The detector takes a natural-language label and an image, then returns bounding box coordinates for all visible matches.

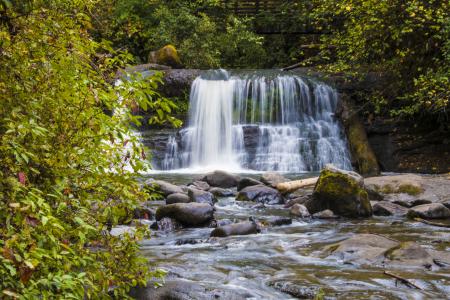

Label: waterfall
[160,70,352,172]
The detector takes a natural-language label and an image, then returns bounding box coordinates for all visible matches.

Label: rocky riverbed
[118,167,450,299]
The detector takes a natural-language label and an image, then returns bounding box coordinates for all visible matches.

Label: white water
[160,70,352,172]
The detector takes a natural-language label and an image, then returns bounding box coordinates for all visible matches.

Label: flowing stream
[158,70,351,172]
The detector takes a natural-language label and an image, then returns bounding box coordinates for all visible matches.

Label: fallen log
[383,271,422,290]
[276,177,318,193]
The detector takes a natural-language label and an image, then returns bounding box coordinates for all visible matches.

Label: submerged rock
[188,188,216,206]
[312,209,338,219]
[305,165,372,218]
[372,201,409,217]
[237,177,263,191]
[236,185,284,205]
[210,221,259,237]
[166,193,190,205]
[203,170,240,188]
[407,203,450,219]
[155,203,214,227]
[209,187,235,197]
[260,172,288,188]
[290,204,311,218]
[267,281,320,299]
[146,179,184,197]
[265,217,293,227]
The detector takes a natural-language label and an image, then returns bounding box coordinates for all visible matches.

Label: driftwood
[383,271,422,290]
[276,177,318,193]
[414,218,450,228]
[282,62,303,71]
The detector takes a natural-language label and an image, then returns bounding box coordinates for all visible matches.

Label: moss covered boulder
[305,165,372,217]
[148,45,182,68]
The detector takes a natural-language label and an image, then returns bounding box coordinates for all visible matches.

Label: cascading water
[160,70,352,172]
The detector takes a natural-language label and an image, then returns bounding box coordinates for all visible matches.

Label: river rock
[150,217,183,232]
[305,165,372,218]
[236,185,284,205]
[260,172,288,188]
[267,281,319,299]
[133,206,155,220]
[365,174,424,200]
[312,209,338,219]
[443,200,450,210]
[188,188,216,206]
[237,177,263,191]
[209,187,235,197]
[210,221,259,237]
[290,204,311,218]
[385,241,435,268]
[202,170,240,188]
[188,180,210,191]
[284,195,310,208]
[372,201,409,217]
[265,217,293,227]
[155,203,214,226]
[166,193,190,205]
[147,45,182,68]
[146,179,184,197]
[407,203,450,219]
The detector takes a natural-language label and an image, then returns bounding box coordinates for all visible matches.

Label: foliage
[0,0,177,298]
[91,0,267,68]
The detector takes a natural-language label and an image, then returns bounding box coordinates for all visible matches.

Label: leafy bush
[0,0,177,297]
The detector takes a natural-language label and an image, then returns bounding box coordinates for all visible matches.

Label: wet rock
[175,238,202,246]
[407,203,450,219]
[203,170,240,188]
[372,201,409,217]
[251,203,266,209]
[130,280,248,300]
[209,187,235,197]
[210,221,258,237]
[188,188,216,206]
[267,281,319,299]
[284,196,310,208]
[290,204,311,218]
[265,217,293,227]
[305,165,372,218]
[385,241,434,268]
[146,179,184,197]
[166,193,190,205]
[443,200,450,210]
[312,209,338,219]
[133,206,155,220]
[188,180,210,191]
[365,174,424,200]
[237,177,263,191]
[236,185,284,205]
[216,219,233,227]
[150,217,183,232]
[325,234,398,264]
[155,203,214,226]
[260,172,288,188]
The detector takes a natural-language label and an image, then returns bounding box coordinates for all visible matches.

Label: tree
[0,0,177,297]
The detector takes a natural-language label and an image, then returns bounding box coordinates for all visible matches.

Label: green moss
[397,184,423,195]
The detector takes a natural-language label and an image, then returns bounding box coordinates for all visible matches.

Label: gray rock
[155,203,214,226]
[313,209,339,219]
[443,200,450,210]
[284,196,310,208]
[202,170,240,188]
[166,193,190,205]
[146,179,184,197]
[386,241,434,268]
[188,180,210,191]
[150,217,183,232]
[267,281,320,299]
[216,219,234,227]
[290,204,311,218]
[236,185,284,205]
[364,174,424,200]
[237,177,263,191]
[372,201,409,217]
[306,165,372,218]
[265,217,293,227]
[407,203,450,219]
[210,221,258,237]
[209,187,235,197]
[188,188,216,206]
[260,172,288,187]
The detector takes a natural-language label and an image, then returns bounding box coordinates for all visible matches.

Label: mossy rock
[148,45,182,68]
[306,165,372,217]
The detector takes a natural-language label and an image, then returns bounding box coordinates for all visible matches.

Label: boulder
[407,203,450,219]
[203,170,240,188]
[147,45,182,68]
[188,188,216,206]
[385,242,435,268]
[290,204,311,218]
[306,165,372,218]
[260,172,288,188]
[210,221,258,237]
[365,174,424,200]
[312,209,338,219]
[209,187,235,197]
[166,193,190,205]
[372,201,409,217]
[146,179,184,197]
[155,203,214,226]
[237,177,263,191]
[236,185,284,205]
[188,180,210,191]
